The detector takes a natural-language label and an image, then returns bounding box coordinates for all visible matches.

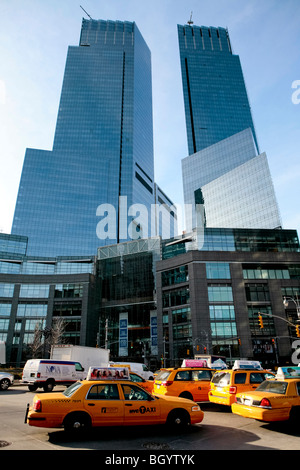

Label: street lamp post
[283,294,300,321]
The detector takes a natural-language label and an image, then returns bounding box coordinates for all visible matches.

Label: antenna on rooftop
[80,5,93,20]
[187,11,194,25]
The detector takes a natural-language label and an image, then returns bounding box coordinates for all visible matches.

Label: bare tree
[27,322,44,358]
[49,317,66,348]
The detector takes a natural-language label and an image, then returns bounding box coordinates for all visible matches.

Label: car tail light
[161,381,173,386]
[260,398,271,408]
[229,386,237,394]
[33,399,42,412]
[37,372,41,378]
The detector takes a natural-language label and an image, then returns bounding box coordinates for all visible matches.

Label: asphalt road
[0,384,300,451]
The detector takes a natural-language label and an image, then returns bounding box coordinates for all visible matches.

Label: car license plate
[156,384,160,389]
[244,399,251,406]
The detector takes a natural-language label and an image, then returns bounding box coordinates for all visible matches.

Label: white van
[109,362,154,380]
[22,359,86,392]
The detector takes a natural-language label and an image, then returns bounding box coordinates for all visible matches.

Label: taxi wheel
[64,412,92,434]
[179,391,193,401]
[166,409,190,430]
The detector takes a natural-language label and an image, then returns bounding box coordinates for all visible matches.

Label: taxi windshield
[256,380,288,395]
[63,381,83,397]
[155,370,172,381]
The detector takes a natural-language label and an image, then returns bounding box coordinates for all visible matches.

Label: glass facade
[11,20,173,257]
[179,25,281,231]
[162,228,300,259]
[177,25,259,155]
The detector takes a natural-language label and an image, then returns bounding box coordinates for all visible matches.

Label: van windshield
[63,382,82,397]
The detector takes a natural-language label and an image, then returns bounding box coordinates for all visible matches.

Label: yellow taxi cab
[129,372,154,394]
[25,367,204,433]
[232,366,300,423]
[153,359,213,402]
[208,360,275,406]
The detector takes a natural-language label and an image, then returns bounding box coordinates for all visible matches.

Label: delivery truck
[50,345,110,372]
[22,359,85,391]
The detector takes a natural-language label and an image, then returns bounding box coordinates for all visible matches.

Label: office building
[11,19,175,257]
[157,228,300,368]
[1,229,300,368]
[178,24,281,230]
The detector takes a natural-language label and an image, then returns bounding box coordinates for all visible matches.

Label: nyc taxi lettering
[129,406,156,414]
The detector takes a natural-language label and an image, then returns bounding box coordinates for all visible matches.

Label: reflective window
[19,285,49,298]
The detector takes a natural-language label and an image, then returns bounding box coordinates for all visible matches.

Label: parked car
[0,371,14,391]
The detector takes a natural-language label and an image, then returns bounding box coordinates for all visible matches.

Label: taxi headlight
[191,405,200,412]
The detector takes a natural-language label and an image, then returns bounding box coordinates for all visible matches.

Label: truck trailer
[50,345,110,372]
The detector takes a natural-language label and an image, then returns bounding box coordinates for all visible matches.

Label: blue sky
[0,0,299,237]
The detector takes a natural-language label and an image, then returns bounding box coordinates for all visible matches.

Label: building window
[19,284,50,298]
[0,283,14,297]
[248,306,275,336]
[245,284,270,302]
[206,263,230,279]
[173,323,192,340]
[162,288,190,308]
[162,266,189,287]
[0,303,12,316]
[211,322,237,338]
[208,284,233,302]
[172,307,191,324]
[17,304,48,317]
[209,305,235,320]
[54,284,83,298]
[53,303,82,317]
[0,319,9,331]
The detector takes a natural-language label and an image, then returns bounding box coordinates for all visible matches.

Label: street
[0,384,300,451]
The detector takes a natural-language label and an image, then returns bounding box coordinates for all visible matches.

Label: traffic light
[203,347,207,353]
[258,314,264,329]
[238,338,241,345]
[271,338,275,345]
[296,325,300,338]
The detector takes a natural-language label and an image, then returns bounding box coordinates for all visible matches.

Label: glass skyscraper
[12,19,175,257]
[178,24,281,230]
[178,25,259,155]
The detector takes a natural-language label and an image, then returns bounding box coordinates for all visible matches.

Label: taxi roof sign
[87,367,130,381]
[181,359,208,368]
[233,360,263,370]
[276,366,300,380]
[211,359,228,370]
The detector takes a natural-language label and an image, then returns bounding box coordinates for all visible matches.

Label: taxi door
[121,383,161,425]
[191,369,212,401]
[84,383,124,426]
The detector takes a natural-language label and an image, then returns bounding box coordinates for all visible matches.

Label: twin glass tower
[12,19,175,257]
[178,24,281,231]
[11,19,282,257]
